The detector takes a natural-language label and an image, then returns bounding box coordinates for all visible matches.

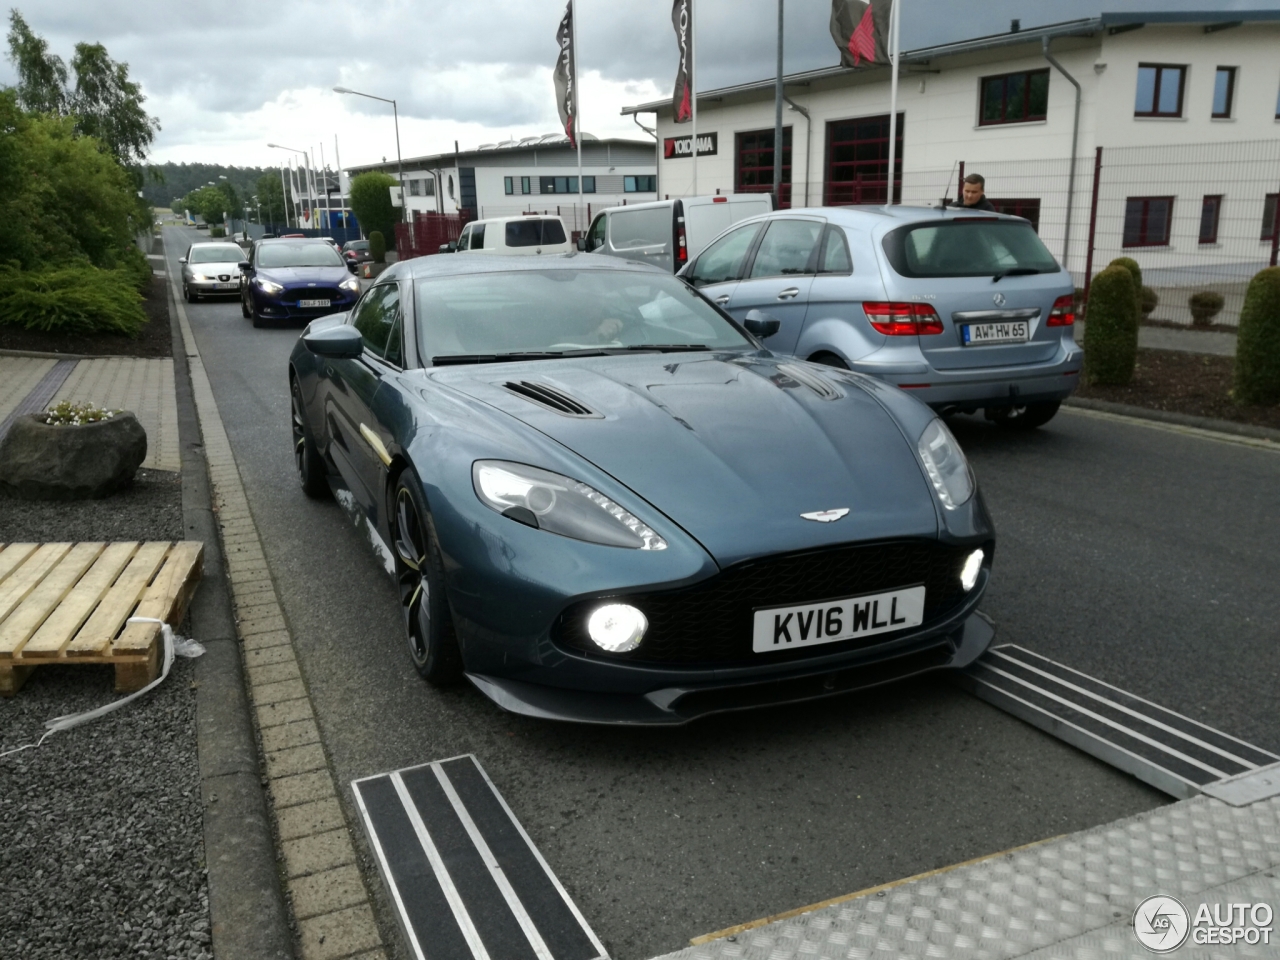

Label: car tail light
[1047,294,1075,326]
[675,217,688,264]
[862,302,944,336]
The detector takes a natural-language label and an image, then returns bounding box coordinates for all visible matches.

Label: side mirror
[576,237,587,252]
[439,241,457,253]
[238,260,250,271]
[743,309,781,339]
[302,324,363,359]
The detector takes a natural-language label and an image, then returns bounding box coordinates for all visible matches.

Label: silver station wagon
[680,206,1081,428]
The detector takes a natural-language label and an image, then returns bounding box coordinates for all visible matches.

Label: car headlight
[339,277,360,293]
[256,278,284,295]
[917,419,974,510]
[473,460,667,550]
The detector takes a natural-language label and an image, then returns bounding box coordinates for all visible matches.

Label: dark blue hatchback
[241,238,361,327]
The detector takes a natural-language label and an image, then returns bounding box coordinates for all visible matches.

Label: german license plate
[752,585,925,653]
[216,282,238,290]
[298,299,331,308]
[962,321,1028,345]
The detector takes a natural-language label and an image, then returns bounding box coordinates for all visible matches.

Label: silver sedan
[180,241,247,302]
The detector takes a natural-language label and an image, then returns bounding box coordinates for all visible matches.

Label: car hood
[426,352,939,566]
[257,266,349,285]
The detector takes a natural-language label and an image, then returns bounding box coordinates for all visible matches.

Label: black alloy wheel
[241,290,251,319]
[290,379,329,499]
[184,282,199,303]
[987,400,1061,430]
[392,474,464,685]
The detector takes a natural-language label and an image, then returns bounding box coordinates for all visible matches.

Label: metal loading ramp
[954,644,1279,800]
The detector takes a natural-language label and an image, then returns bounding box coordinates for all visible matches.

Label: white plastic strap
[0,617,204,759]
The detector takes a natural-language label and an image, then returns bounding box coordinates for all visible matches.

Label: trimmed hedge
[1139,285,1158,316]
[1188,291,1224,326]
[369,230,386,264]
[0,263,147,336]
[1108,257,1142,289]
[1234,266,1280,405]
[1083,265,1139,385]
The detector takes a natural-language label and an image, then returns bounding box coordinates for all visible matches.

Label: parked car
[179,241,249,302]
[239,238,361,328]
[287,254,995,724]
[680,206,1081,428]
[579,194,774,273]
[342,239,373,264]
[195,222,209,230]
[439,216,573,256]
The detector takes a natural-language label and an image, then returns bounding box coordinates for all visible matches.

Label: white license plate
[752,585,926,653]
[963,321,1029,345]
[298,299,331,308]
[216,282,238,290]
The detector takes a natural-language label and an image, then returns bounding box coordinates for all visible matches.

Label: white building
[347,135,659,237]
[624,11,1280,319]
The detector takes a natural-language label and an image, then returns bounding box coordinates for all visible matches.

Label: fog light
[587,603,647,653]
[960,549,984,591]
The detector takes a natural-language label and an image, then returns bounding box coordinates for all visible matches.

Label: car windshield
[344,241,369,251]
[881,220,1060,278]
[256,242,344,268]
[189,244,245,264]
[417,270,752,362]
[505,219,567,247]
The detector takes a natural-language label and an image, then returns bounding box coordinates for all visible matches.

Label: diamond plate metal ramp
[352,754,608,960]
[955,644,1279,800]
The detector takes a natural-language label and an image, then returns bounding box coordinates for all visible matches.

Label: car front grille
[555,539,977,666]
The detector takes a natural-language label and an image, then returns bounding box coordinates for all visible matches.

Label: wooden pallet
[0,541,204,696]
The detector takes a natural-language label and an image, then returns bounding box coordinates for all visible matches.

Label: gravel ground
[0,469,211,960]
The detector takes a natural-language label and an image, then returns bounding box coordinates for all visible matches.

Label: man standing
[960,173,995,211]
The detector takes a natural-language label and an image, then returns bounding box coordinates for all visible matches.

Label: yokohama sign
[664,132,717,158]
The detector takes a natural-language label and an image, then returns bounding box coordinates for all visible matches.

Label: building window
[538,176,596,194]
[979,69,1050,125]
[520,176,531,194]
[1199,195,1223,244]
[824,113,902,206]
[408,179,421,197]
[624,175,656,192]
[1135,64,1186,117]
[1213,67,1236,118]
[735,127,792,207]
[504,176,514,195]
[989,198,1042,232]
[1123,197,1174,247]
[1263,194,1279,242]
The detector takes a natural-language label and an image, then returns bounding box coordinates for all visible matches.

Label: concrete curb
[169,262,295,959]
[1064,396,1280,445]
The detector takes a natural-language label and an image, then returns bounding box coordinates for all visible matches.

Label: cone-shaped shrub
[1234,266,1280,405]
[1188,291,1224,326]
[1084,265,1139,385]
[1108,257,1142,289]
[368,231,386,264]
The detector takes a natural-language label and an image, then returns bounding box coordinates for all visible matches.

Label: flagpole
[691,0,697,196]
[885,0,901,206]
[772,0,783,206]
[571,0,583,235]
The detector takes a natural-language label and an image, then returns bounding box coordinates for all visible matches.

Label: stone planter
[0,412,148,500]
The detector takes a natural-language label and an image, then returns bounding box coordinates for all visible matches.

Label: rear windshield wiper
[991,267,1045,283]
[432,349,610,365]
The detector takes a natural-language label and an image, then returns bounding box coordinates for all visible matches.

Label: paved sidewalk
[1075,323,1236,357]
[0,354,179,471]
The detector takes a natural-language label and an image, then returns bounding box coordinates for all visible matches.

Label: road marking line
[688,833,1065,946]
[1062,404,1280,452]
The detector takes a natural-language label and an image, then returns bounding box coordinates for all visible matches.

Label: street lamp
[269,143,316,231]
[333,85,407,224]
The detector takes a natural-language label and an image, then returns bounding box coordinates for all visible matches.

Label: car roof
[783,205,1023,227]
[471,215,566,226]
[392,251,664,282]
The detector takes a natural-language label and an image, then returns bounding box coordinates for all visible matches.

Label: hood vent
[775,364,844,401]
[503,381,602,418]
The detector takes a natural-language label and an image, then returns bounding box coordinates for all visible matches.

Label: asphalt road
[164,227,1278,960]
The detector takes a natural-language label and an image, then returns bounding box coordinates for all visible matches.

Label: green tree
[256,172,292,225]
[5,8,66,113]
[184,185,229,227]
[1234,267,1280,405]
[1083,265,1140,385]
[349,171,398,242]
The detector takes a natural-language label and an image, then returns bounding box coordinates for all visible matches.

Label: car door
[584,214,607,252]
[605,207,676,272]
[324,283,400,511]
[682,221,765,310]
[723,217,825,355]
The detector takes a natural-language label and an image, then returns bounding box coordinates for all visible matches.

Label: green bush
[0,262,146,336]
[1139,285,1158,316]
[1234,267,1280,405]
[349,172,398,243]
[1188,291,1224,326]
[368,231,386,264]
[1108,257,1142,290]
[1083,264,1139,385]
[118,245,153,293]
[209,225,226,238]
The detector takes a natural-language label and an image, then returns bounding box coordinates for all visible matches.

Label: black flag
[829,0,891,69]
[553,2,577,146]
[671,0,693,123]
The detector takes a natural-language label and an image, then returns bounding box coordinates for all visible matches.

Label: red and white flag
[671,0,694,123]
[829,0,891,68]
[553,2,577,146]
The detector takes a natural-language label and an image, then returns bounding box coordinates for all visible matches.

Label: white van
[578,194,774,272]
[439,216,573,256]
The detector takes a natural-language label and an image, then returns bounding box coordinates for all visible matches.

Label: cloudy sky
[3,0,1272,169]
